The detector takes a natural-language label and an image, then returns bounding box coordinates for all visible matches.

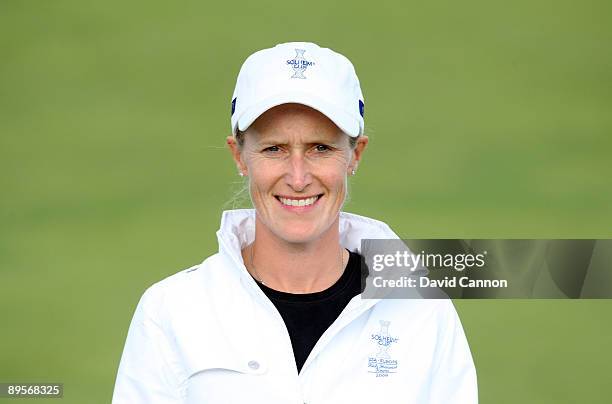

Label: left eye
[315,144,330,152]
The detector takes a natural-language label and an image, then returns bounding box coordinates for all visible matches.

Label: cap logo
[286,49,315,79]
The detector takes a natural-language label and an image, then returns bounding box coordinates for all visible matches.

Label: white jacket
[112,209,478,403]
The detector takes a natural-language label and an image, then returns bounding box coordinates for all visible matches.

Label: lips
[275,194,322,207]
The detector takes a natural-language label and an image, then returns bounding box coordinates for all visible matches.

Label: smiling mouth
[275,194,323,207]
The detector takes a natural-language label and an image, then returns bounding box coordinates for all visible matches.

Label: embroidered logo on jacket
[368,320,399,377]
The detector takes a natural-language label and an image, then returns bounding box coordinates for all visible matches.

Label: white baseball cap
[230,42,365,137]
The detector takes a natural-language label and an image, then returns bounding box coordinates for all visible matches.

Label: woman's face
[228,103,368,244]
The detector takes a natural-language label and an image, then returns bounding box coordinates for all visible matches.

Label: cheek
[245,158,276,192]
[319,169,348,194]
[319,152,351,182]
[248,172,274,195]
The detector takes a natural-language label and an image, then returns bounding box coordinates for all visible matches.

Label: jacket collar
[216,208,399,283]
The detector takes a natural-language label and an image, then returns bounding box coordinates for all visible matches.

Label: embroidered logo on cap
[287,49,315,79]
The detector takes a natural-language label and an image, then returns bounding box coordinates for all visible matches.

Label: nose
[285,152,312,192]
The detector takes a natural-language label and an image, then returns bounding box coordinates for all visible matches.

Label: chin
[274,222,324,244]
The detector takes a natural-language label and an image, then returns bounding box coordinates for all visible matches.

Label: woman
[112,42,477,403]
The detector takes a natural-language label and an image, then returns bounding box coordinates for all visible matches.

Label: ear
[348,135,369,174]
[226,135,247,176]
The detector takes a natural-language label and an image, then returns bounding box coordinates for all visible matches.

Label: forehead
[248,103,345,143]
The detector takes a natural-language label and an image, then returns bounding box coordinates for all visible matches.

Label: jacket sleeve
[428,300,478,404]
[112,285,182,403]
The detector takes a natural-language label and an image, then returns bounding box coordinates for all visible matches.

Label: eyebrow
[254,131,345,146]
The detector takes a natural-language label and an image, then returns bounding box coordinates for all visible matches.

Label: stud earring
[239,172,245,177]
[351,169,356,176]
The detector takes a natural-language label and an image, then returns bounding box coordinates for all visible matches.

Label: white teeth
[279,196,319,207]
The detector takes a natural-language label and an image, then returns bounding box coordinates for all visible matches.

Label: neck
[242,215,348,294]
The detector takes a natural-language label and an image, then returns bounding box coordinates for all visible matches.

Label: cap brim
[235,91,361,137]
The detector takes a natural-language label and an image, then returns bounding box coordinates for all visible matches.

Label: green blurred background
[1,0,611,402]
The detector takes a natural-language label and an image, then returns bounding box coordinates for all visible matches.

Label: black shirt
[254,250,363,373]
